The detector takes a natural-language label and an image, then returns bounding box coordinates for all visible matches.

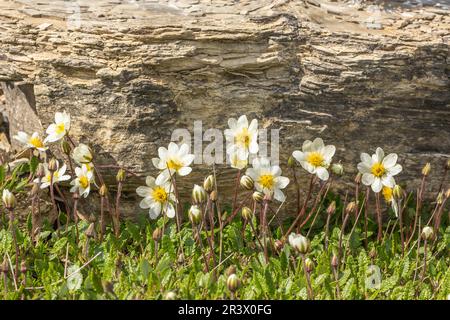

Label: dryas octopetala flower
[152,142,195,185]
[292,138,336,181]
[34,161,71,189]
[245,157,289,202]
[70,164,94,198]
[72,143,93,165]
[136,176,177,219]
[224,115,258,162]
[45,111,71,143]
[13,131,48,152]
[229,151,248,170]
[357,147,402,193]
[382,186,398,217]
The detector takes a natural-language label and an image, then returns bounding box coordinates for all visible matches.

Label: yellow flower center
[29,136,44,148]
[259,174,274,190]
[307,152,324,167]
[382,186,393,203]
[79,175,89,189]
[152,187,168,203]
[234,128,250,148]
[166,158,183,171]
[55,123,65,135]
[371,162,386,178]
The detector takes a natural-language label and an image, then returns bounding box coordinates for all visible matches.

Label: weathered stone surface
[0,0,449,218]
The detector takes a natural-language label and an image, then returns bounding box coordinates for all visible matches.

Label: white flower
[357,147,402,193]
[13,131,48,152]
[224,115,258,161]
[45,111,71,143]
[34,161,71,189]
[292,138,335,181]
[72,143,93,165]
[229,151,248,170]
[382,186,398,217]
[245,157,289,202]
[136,176,177,219]
[70,164,94,198]
[152,142,195,185]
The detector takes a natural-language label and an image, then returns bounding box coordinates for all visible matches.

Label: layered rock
[0,0,449,217]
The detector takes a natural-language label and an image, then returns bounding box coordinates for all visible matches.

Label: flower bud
[354,172,362,184]
[165,291,177,300]
[446,188,450,199]
[446,159,450,171]
[61,139,71,155]
[192,184,207,204]
[436,191,444,205]
[331,254,338,268]
[72,143,93,164]
[422,162,431,176]
[152,227,163,242]
[20,261,27,273]
[225,265,236,277]
[393,184,402,199]
[210,190,218,202]
[116,169,126,183]
[326,201,336,216]
[274,240,284,253]
[305,258,314,273]
[252,191,264,203]
[188,205,202,225]
[331,163,344,176]
[85,222,97,238]
[203,175,215,193]
[288,233,310,254]
[48,158,58,172]
[241,206,253,221]
[421,226,434,241]
[240,175,254,190]
[287,156,296,168]
[99,184,108,197]
[345,201,356,215]
[226,274,241,293]
[30,183,40,197]
[36,163,46,178]
[2,189,16,210]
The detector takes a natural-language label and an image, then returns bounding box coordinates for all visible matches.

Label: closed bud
[331,254,338,268]
[241,206,253,221]
[1,259,9,273]
[61,139,71,154]
[288,233,310,254]
[152,227,163,242]
[331,163,344,176]
[326,201,336,216]
[210,190,218,202]
[177,253,185,264]
[226,274,241,293]
[116,169,126,183]
[305,258,314,273]
[99,184,108,197]
[422,162,431,176]
[345,201,356,215]
[192,184,207,204]
[252,191,264,203]
[436,191,444,205]
[240,175,254,190]
[393,184,403,199]
[274,240,284,253]
[446,159,450,170]
[354,172,362,184]
[446,188,450,199]
[421,226,434,241]
[36,163,45,178]
[20,261,27,273]
[225,265,237,277]
[165,291,177,300]
[85,222,97,238]
[287,156,296,168]
[48,158,58,172]
[2,189,16,210]
[30,183,40,197]
[188,205,202,225]
[203,175,215,193]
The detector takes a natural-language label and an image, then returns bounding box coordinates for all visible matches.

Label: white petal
[248,119,258,132]
[149,203,161,219]
[145,176,156,187]
[388,164,402,176]
[300,161,315,174]
[168,142,178,155]
[237,115,248,128]
[302,140,313,152]
[165,203,176,218]
[273,188,286,202]
[178,166,192,176]
[382,153,398,169]
[362,173,375,186]
[155,171,170,185]
[249,141,259,154]
[360,152,373,165]
[374,147,384,163]
[158,147,168,161]
[357,162,372,174]
[178,143,190,157]
[311,138,324,151]
[316,167,329,181]
[292,150,305,162]
[139,198,152,209]
[322,145,336,162]
[182,154,195,166]
[371,178,383,193]
[152,158,163,170]
[228,118,237,130]
[136,186,151,197]
[275,176,290,189]
[381,175,395,188]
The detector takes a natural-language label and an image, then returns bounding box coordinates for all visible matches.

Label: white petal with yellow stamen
[136,176,177,219]
[224,115,259,162]
[45,111,71,143]
[13,131,48,152]
[292,138,335,181]
[34,161,71,189]
[152,142,195,185]
[70,164,94,198]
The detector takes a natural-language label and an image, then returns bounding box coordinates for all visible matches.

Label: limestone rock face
[0,0,449,217]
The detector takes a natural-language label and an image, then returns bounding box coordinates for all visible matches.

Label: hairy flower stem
[8,208,19,286]
[408,176,427,246]
[332,264,341,299]
[54,184,71,231]
[301,254,313,300]
[207,197,215,247]
[324,212,332,251]
[375,192,383,242]
[114,179,123,237]
[338,211,351,268]
[49,176,60,235]
[100,195,105,242]
[398,197,405,256]
[431,196,448,237]
[262,199,270,263]
[169,173,181,233]
[72,192,79,245]
[231,170,241,215]
[306,179,333,237]
[363,187,370,249]
[195,224,210,273]
[291,166,301,214]
[420,238,428,283]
